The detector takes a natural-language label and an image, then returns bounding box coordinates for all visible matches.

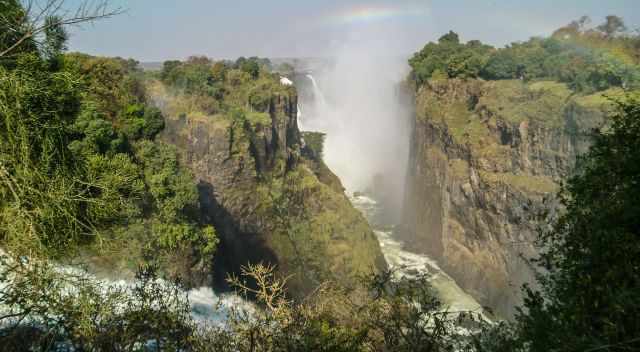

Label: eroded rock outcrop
[155,83,386,297]
[401,79,616,317]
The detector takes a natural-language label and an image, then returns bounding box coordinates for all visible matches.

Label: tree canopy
[410,16,640,93]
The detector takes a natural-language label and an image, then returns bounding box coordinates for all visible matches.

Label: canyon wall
[402,79,615,317]
[155,83,386,296]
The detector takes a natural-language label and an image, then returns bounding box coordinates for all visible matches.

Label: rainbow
[321,4,429,27]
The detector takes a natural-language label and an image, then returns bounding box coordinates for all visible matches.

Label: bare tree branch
[0,0,123,58]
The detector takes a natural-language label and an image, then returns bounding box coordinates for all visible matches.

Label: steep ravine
[296,73,487,319]
[401,78,615,318]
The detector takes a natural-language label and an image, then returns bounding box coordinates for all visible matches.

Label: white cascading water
[299,74,332,133]
[64,267,257,325]
[349,195,485,316]
[0,255,256,327]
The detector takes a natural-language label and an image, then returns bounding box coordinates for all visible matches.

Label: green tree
[439,30,460,44]
[597,15,627,38]
[0,54,93,255]
[409,31,492,84]
[161,59,182,83]
[482,48,519,79]
[238,57,260,79]
[0,0,37,65]
[42,15,69,60]
[514,94,640,351]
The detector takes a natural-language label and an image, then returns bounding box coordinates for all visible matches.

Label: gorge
[1,1,639,348]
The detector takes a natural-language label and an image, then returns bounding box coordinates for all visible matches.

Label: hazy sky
[66,0,640,62]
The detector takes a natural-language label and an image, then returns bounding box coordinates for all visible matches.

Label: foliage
[235,56,261,79]
[121,103,165,140]
[597,15,627,38]
[0,1,218,276]
[503,93,640,352]
[411,17,640,93]
[210,263,480,352]
[159,54,291,120]
[0,0,36,63]
[0,257,198,351]
[84,153,145,224]
[134,140,218,259]
[63,53,147,119]
[409,31,493,85]
[0,54,97,255]
[42,15,69,60]
[301,131,326,160]
[0,254,491,352]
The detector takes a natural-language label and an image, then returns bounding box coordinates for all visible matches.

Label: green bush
[121,104,165,140]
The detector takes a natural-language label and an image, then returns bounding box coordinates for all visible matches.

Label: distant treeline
[410,15,640,93]
[158,56,294,119]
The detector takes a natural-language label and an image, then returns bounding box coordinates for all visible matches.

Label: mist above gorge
[296,24,415,223]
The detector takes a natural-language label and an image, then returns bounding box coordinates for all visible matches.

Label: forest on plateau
[0,0,639,351]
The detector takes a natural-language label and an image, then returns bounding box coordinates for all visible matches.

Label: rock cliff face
[401,79,615,317]
[156,83,386,296]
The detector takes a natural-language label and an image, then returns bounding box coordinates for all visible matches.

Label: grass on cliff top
[479,170,558,195]
[246,111,271,126]
[420,96,511,164]
[479,80,572,129]
[572,87,625,109]
[416,79,615,169]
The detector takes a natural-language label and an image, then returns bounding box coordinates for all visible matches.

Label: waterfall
[305,74,328,111]
[298,74,332,133]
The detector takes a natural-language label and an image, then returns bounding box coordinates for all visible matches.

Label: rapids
[350,195,485,316]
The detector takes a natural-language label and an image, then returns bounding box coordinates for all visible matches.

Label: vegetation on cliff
[410,16,640,93]
[153,52,385,298]
[158,55,293,126]
[0,1,217,278]
[408,17,640,351]
[471,92,640,352]
[514,94,640,351]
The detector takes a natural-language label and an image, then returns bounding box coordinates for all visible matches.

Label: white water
[187,287,256,324]
[299,74,332,133]
[75,269,256,325]
[349,196,485,316]
[280,76,293,86]
[0,255,256,327]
